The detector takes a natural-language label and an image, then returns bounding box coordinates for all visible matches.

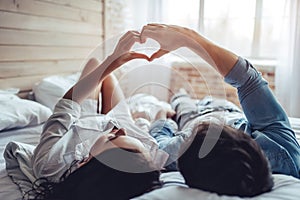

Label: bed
[0,74,300,200]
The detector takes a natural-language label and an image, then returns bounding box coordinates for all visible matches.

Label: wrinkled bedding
[1,94,300,200]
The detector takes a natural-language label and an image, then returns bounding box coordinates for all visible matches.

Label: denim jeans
[150,57,300,178]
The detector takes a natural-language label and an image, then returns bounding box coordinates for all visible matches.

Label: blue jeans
[150,57,300,178]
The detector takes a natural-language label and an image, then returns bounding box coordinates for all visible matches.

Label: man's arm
[141,24,238,76]
[142,24,300,177]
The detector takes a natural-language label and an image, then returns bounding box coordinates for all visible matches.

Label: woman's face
[87,128,148,162]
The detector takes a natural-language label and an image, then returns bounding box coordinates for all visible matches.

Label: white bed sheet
[134,172,300,200]
[0,119,299,200]
[290,117,300,141]
[0,124,43,200]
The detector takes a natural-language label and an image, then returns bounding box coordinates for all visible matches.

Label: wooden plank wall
[0,0,104,95]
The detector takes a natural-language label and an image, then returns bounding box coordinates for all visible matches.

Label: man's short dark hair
[178,122,274,197]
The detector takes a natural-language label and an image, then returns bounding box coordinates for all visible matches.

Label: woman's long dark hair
[25,148,161,200]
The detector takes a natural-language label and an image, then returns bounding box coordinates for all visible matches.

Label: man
[141,24,300,197]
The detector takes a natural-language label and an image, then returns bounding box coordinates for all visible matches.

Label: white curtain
[276,0,300,118]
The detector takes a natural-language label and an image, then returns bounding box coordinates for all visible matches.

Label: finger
[145,23,160,27]
[120,30,140,43]
[140,30,158,44]
[119,31,132,41]
[140,27,150,43]
[128,52,150,61]
[147,23,159,26]
[140,32,147,44]
[113,52,149,67]
[140,26,157,43]
[126,30,140,40]
[131,30,140,35]
[147,23,167,28]
[129,33,142,46]
[149,49,169,61]
[122,31,142,48]
[130,30,141,39]
[141,25,159,33]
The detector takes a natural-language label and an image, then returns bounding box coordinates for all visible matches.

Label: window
[127,0,288,60]
[199,0,287,60]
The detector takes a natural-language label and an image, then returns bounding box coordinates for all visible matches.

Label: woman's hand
[140,24,198,61]
[110,30,150,67]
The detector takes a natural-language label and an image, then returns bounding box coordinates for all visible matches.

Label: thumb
[127,52,150,61]
[149,49,169,61]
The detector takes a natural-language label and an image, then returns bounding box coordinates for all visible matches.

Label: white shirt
[32,99,164,183]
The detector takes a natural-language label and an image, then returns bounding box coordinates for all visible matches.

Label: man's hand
[140,24,198,61]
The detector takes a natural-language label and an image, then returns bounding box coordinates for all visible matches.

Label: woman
[5,31,162,200]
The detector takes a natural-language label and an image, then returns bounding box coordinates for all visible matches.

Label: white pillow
[134,173,300,200]
[33,73,80,110]
[0,93,52,131]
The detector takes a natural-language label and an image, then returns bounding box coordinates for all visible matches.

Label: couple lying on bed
[4,24,300,200]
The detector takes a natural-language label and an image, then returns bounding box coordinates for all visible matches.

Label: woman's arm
[63,31,149,104]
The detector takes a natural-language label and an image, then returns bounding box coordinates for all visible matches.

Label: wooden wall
[0,0,104,95]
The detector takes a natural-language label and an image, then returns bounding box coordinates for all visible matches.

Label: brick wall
[169,62,275,107]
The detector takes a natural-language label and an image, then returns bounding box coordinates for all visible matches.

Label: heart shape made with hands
[131,38,164,61]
